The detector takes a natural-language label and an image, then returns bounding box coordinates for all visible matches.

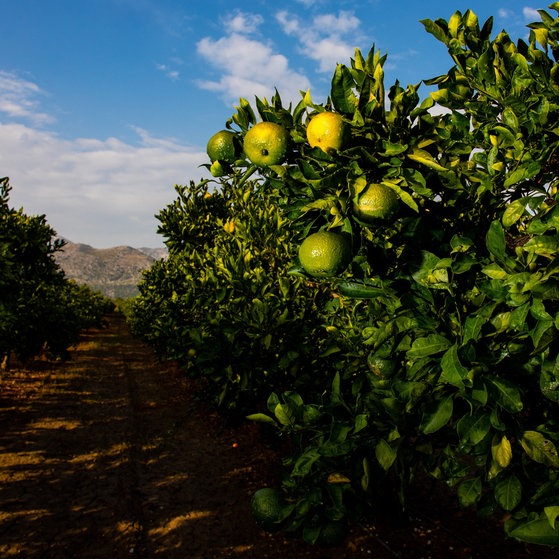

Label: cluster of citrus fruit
[250,487,347,547]
[206,111,400,278]
[206,121,289,177]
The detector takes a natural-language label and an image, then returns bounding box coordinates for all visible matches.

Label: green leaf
[375,439,397,471]
[504,161,541,188]
[540,357,559,403]
[508,515,559,546]
[354,413,368,433]
[523,234,559,259]
[381,140,408,156]
[502,107,519,131]
[420,396,454,434]
[420,18,449,44]
[520,431,559,467]
[531,319,554,348]
[407,334,451,359]
[441,344,469,389]
[275,403,297,426]
[492,434,513,469]
[545,506,559,529]
[411,250,443,280]
[486,220,506,262]
[457,477,482,507]
[462,314,487,343]
[407,148,449,173]
[457,412,491,445]
[331,371,342,404]
[292,448,321,477]
[488,376,523,413]
[246,413,277,425]
[494,475,522,511]
[331,64,357,115]
[502,199,528,228]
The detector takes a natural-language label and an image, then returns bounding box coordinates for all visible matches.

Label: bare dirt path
[0,314,555,558]
[0,314,288,559]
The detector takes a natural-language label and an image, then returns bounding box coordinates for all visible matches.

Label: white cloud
[276,10,362,73]
[0,71,209,248]
[224,11,263,34]
[498,9,513,19]
[522,7,540,21]
[498,6,542,25]
[196,15,311,106]
[0,71,53,125]
[156,63,180,80]
[0,122,207,247]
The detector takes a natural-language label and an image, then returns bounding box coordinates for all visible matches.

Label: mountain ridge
[55,240,167,299]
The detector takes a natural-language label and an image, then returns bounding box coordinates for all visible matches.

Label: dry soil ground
[0,314,555,558]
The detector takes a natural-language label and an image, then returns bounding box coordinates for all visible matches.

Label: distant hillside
[55,241,167,299]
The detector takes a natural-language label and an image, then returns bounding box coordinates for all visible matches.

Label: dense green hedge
[130,6,559,548]
[0,177,114,367]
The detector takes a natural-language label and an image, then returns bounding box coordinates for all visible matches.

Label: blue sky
[0,0,545,247]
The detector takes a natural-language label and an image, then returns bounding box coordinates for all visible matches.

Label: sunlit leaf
[492,434,513,469]
[375,439,397,471]
[520,431,559,467]
[407,148,449,173]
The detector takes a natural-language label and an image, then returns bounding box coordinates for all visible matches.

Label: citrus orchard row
[0,177,115,368]
[131,6,559,549]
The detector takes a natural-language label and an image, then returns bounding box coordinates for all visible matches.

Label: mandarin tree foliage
[0,177,114,367]
[130,178,359,413]
[131,6,559,548]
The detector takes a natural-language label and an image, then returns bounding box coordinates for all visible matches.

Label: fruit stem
[238,164,258,187]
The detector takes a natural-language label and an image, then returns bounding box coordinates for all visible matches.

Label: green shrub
[132,6,559,547]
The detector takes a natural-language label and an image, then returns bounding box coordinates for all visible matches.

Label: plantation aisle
[0,313,555,559]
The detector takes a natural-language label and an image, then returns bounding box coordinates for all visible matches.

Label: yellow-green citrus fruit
[316,520,348,548]
[367,351,397,379]
[298,231,352,278]
[209,160,226,177]
[306,111,349,154]
[243,122,289,167]
[354,183,399,222]
[250,488,286,532]
[207,130,242,163]
[223,219,235,234]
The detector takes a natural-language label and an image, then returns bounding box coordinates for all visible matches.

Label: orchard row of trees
[129,6,559,549]
[0,177,114,369]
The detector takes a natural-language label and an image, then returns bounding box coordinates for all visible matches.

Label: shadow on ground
[0,314,555,559]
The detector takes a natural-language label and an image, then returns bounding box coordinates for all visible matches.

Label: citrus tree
[130,174,359,415]
[133,5,559,549]
[252,7,559,547]
[0,177,115,368]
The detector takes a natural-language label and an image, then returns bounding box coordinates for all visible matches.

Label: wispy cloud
[0,71,53,125]
[156,63,180,81]
[276,10,363,73]
[196,10,311,106]
[498,6,542,26]
[0,70,209,247]
[224,11,263,34]
[498,8,514,19]
[522,7,540,21]
[0,123,206,247]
